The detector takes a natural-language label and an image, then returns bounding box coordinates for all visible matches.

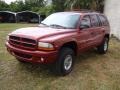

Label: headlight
[38,42,54,50]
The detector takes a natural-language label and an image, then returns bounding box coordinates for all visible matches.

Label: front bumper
[6,42,58,64]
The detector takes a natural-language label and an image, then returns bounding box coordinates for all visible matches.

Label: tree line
[0,0,104,15]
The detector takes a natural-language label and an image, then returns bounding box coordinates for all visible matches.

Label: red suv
[6,11,110,75]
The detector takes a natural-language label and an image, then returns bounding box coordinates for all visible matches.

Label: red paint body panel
[6,12,110,64]
[6,42,58,64]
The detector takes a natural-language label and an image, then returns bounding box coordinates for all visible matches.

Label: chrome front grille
[9,35,37,50]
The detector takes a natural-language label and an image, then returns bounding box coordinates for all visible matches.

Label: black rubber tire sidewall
[54,47,75,76]
[97,37,109,54]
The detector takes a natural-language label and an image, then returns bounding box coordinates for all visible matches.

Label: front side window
[41,13,80,29]
[80,15,91,29]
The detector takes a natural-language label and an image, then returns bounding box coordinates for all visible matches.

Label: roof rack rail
[66,9,100,13]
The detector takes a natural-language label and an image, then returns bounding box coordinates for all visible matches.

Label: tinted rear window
[99,15,109,26]
[90,14,99,27]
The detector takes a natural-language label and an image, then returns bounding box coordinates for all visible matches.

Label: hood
[10,27,74,39]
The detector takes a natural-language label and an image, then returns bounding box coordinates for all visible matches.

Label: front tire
[53,47,75,76]
[16,58,26,63]
[97,37,109,54]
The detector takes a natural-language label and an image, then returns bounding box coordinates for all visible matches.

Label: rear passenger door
[90,14,103,45]
[98,14,110,36]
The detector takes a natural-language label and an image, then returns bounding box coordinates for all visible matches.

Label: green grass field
[0,23,120,90]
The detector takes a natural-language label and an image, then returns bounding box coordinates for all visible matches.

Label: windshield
[40,13,80,29]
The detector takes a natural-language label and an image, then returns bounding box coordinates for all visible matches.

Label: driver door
[77,15,94,51]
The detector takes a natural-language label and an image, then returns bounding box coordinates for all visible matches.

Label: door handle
[102,30,105,33]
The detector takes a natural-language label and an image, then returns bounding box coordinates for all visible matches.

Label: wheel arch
[59,41,78,56]
[105,34,110,41]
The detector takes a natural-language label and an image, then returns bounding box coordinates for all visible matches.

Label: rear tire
[97,37,109,54]
[52,47,75,76]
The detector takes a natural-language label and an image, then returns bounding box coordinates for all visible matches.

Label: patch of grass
[0,23,120,90]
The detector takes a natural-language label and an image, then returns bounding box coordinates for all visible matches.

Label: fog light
[41,57,44,62]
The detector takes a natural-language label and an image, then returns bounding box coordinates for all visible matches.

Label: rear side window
[99,15,109,26]
[90,14,99,27]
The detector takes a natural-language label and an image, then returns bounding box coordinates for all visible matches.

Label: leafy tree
[0,0,9,11]
[52,0,66,12]
[9,0,27,12]
[37,5,55,15]
[96,0,104,12]
[65,0,104,12]
[0,0,105,15]
[25,0,45,8]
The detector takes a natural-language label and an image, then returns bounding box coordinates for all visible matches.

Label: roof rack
[67,9,100,13]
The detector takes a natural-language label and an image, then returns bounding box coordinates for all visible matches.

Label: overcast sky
[4,0,51,4]
[4,0,24,4]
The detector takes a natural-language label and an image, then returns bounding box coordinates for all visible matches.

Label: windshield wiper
[49,24,67,29]
[40,23,49,27]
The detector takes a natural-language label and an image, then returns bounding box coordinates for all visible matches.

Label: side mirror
[80,24,90,30]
